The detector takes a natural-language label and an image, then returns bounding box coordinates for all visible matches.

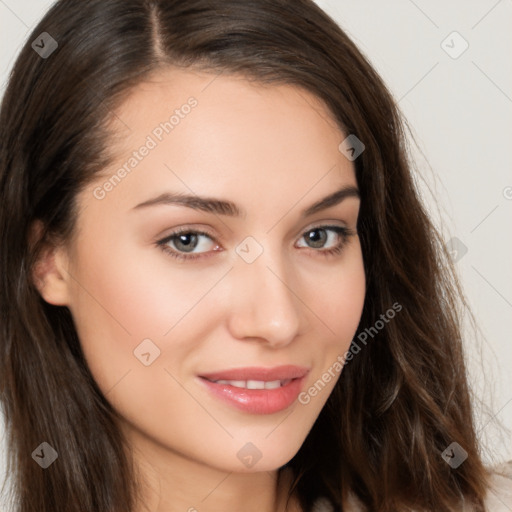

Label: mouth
[197,365,310,414]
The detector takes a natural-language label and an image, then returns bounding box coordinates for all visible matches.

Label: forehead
[105,65,346,163]
[83,66,356,219]
[112,66,341,126]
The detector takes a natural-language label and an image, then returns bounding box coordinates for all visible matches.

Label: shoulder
[311,460,512,512]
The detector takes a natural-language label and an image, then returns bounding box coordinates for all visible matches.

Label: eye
[296,225,354,257]
[156,225,355,261]
[157,228,220,261]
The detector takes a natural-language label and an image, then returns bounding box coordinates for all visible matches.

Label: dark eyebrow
[131,185,359,218]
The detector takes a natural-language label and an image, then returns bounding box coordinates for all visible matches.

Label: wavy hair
[0,0,489,510]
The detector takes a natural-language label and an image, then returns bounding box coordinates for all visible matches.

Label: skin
[33,68,366,512]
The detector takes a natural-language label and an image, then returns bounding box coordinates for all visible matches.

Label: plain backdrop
[1,0,511,497]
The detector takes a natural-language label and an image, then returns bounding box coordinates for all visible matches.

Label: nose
[226,247,303,348]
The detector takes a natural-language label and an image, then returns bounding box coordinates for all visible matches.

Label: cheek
[69,224,216,334]
[65,232,233,397]
[65,255,209,438]
[307,242,366,394]
[296,251,365,412]
[63,240,173,388]
[313,240,366,345]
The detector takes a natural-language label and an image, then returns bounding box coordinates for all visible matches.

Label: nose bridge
[226,239,302,345]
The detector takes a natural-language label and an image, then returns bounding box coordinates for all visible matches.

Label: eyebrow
[132,185,360,218]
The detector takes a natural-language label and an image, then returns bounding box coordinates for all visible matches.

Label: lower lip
[198,376,306,414]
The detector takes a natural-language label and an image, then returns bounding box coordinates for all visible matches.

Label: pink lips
[197,365,310,415]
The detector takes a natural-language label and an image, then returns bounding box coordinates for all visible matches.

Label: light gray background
[1,0,511,496]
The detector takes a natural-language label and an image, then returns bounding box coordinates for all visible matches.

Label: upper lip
[199,365,310,382]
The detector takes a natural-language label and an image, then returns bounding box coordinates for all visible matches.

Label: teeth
[212,379,286,389]
[247,380,265,389]
[216,380,245,387]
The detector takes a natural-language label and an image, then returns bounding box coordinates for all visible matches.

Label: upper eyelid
[161,221,348,236]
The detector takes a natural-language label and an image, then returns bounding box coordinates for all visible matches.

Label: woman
[0,0,510,511]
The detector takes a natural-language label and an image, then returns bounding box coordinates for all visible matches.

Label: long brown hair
[0,0,490,510]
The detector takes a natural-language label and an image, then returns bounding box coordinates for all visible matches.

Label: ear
[30,220,71,306]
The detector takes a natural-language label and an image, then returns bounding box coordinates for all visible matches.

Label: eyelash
[156,225,355,262]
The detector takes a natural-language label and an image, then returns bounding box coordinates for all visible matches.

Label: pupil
[176,233,197,252]
[308,229,326,248]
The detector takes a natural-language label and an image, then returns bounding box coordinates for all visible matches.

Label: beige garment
[311,460,512,511]
[484,460,512,511]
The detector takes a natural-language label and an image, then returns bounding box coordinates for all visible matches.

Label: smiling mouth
[196,365,310,414]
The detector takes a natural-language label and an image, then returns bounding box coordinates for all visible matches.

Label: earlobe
[30,221,71,306]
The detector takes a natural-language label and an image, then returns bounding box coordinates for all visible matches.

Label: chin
[214,429,308,474]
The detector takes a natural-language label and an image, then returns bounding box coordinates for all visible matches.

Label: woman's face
[45,68,366,473]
